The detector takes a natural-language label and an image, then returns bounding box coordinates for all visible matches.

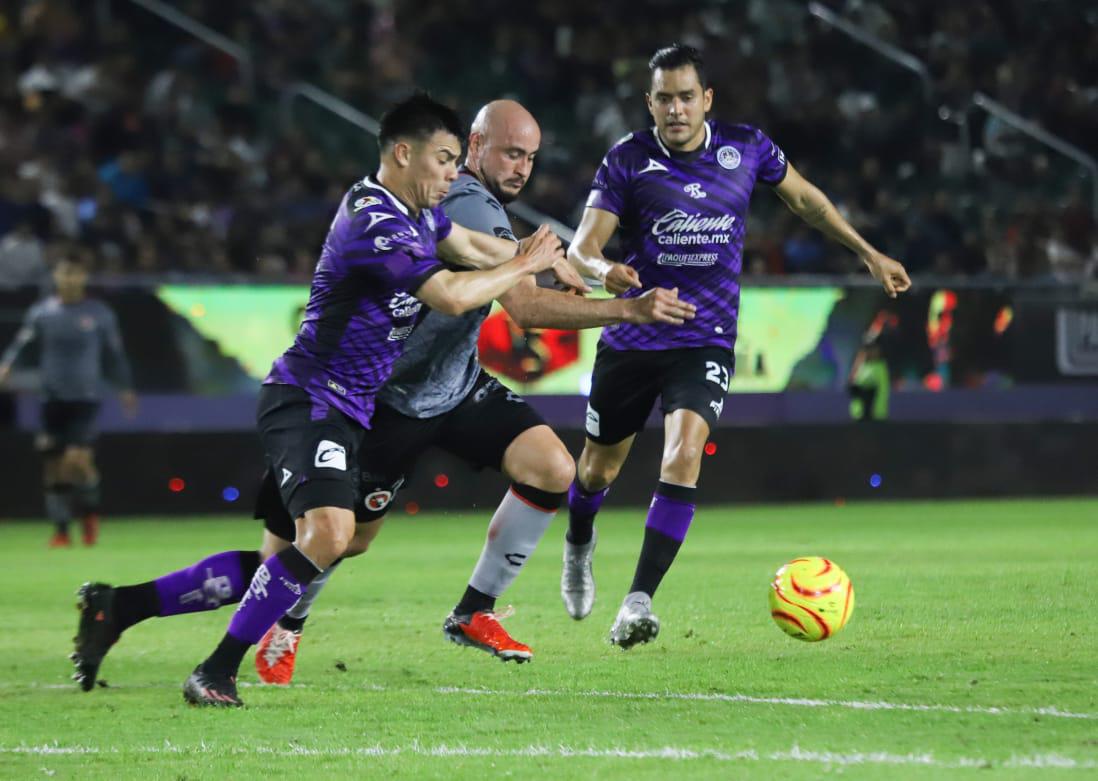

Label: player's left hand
[120,390,139,418]
[550,258,591,294]
[627,287,697,325]
[864,252,911,298]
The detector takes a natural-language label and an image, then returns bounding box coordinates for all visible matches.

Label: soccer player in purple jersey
[74,93,567,707]
[560,45,911,648]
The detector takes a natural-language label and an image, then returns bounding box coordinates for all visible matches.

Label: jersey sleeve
[585,146,631,216]
[443,190,516,242]
[0,303,41,368]
[343,214,445,293]
[98,304,134,390]
[754,128,789,186]
[431,205,453,242]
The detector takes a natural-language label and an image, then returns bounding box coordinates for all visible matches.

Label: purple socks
[567,478,609,545]
[154,550,261,616]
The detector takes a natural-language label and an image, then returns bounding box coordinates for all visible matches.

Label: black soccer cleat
[71,582,120,691]
[182,665,244,708]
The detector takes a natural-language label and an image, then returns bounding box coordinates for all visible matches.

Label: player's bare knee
[297,507,355,566]
[579,458,619,491]
[530,446,574,494]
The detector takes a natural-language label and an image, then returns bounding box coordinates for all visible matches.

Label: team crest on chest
[717,145,742,170]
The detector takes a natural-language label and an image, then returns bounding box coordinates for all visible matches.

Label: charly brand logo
[640,158,669,174]
[717,145,741,170]
[684,183,707,199]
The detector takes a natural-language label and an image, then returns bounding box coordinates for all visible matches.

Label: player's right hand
[605,263,642,295]
[520,224,566,274]
[627,287,696,325]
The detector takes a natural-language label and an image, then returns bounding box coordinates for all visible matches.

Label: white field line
[1,742,1095,770]
[436,686,1098,721]
[10,680,1096,721]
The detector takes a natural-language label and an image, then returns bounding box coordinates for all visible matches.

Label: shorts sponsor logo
[364,489,393,512]
[585,404,600,437]
[717,145,742,170]
[710,398,725,419]
[315,440,347,471]
[387,325,415,341]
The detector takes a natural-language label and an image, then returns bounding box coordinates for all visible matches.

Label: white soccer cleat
[561,531,597,620]
[609,591,660,649]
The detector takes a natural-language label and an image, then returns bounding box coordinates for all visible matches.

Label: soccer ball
[769,556,855,641]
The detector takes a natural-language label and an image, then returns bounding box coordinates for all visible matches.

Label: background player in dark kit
[0,253,136,547]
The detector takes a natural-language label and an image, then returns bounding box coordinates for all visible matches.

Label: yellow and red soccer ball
[769,556,855,641]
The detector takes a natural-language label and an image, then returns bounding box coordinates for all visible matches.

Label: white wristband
[586,258,612,282]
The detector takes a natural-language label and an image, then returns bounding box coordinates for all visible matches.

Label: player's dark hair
[649,43,708,88]
[377,92,465,151]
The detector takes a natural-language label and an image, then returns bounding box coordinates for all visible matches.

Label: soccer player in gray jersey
[67,98,692,697]
[249,100,695,680]
[562,44,911,649]
[153,93,571,707]
[0,255,135,547]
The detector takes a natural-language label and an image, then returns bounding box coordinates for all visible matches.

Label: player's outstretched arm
[438,221,522,269]
[568,207,642,296]
[0,307,40,385]
[499,277,696,329]
[441,223,589,292]
[775,163,912,298]
[416,228,564,316]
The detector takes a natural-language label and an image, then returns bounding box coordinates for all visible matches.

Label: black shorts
[584,344,734,445]
[258,371,545,541]
[38,400,101,454]
[256,383,369,522]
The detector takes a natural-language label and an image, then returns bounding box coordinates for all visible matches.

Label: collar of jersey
[361,175,411,216]
[651,121,712,159]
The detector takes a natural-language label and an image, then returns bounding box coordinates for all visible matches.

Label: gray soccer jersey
[1,296,133,401]
[378,170,517,419]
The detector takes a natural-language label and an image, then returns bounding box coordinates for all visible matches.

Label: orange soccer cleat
[81,514,100,546]
[255,622,302,685]
[442,608,532,663]
[49,531,72,548]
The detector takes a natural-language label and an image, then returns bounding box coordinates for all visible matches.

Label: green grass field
[1,499,1096,779]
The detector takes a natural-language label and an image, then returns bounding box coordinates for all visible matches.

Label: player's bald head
[467,100,541,204]
[470,99,540,146]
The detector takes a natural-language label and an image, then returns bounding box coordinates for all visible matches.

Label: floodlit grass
[1,499,1096,779]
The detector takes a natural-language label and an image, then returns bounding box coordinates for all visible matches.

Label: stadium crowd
[0,0,1094,283]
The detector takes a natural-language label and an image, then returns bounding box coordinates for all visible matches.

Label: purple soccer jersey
[586,120,787,351]
[266,176,452,427]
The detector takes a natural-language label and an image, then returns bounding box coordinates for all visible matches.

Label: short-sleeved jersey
[1,296,132,401]
[586,120,787,351]
[266,176,451,428]
[379,169,514,419]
